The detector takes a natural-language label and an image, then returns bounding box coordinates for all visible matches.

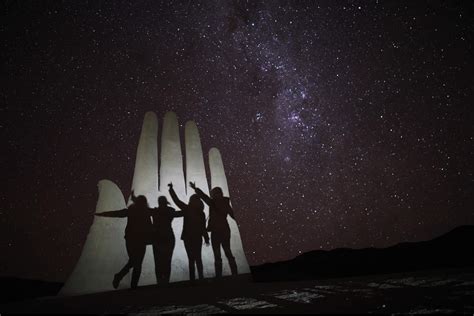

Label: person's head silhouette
[189,194,204,210]
[134,195,148,209]
[210,187,224,199]
[158,196,170,207]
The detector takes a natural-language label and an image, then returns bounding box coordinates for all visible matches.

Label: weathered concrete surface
[184,121,209,196]
[59,180,129,295]
[130,111,159,206]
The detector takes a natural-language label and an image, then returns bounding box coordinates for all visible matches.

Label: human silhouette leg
[184,240,196,281]
[222,234,237,276]
[155,236,175,284]
[154,244,166,283]
[129,240,146,289]
[114,238,137,289]
[114,260,132,289]
[194,238,204,280]
[211,232,223,278]
[130,263,142,289]
[163,237,175,283]
[187,238,204,280]
[152,242,160,283]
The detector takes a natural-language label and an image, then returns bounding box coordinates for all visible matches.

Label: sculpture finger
[209,147,230,197]
[159,111,187,281]
[185,120,210,196]
[160,111,186,196]
[130,111,159,207]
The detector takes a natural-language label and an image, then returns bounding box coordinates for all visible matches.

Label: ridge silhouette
[251,225,474,282]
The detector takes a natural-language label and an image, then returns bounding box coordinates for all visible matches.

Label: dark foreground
[2,269,474,314]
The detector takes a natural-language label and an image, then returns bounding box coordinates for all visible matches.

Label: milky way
[2,1,473,281]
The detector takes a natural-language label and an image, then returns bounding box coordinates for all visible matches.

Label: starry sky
[2,1,473,282]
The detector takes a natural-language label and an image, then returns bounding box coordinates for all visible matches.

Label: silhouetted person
[95,193,153,289]
[168,182,210,281]
[150,196,182,284]
[189,182,238,278]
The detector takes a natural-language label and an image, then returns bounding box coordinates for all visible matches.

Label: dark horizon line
[3,224,472,284]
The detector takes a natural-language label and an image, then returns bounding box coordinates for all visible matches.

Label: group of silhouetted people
[95,182,237,289]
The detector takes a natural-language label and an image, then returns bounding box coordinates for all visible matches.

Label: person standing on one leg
[189,181,238,278]
[168,182,210,281]
[95,193,153,289]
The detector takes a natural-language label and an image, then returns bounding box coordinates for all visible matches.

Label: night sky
[2,1,473,282]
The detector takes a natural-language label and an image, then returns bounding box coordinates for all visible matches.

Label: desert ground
[1,268,473,314]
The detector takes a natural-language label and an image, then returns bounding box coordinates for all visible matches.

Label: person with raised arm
[189,181,237,278]
[149,195,182,284]
[168,182,210,281]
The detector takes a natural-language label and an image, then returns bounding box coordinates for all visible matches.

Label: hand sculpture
[60,111,250,296]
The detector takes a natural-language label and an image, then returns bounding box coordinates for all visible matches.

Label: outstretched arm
[95,208,128,218]
[173,210,184,218]
[189,181,212,206]
[166,207,183,218]
[168,183,187,210]
[131,190,138,204]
